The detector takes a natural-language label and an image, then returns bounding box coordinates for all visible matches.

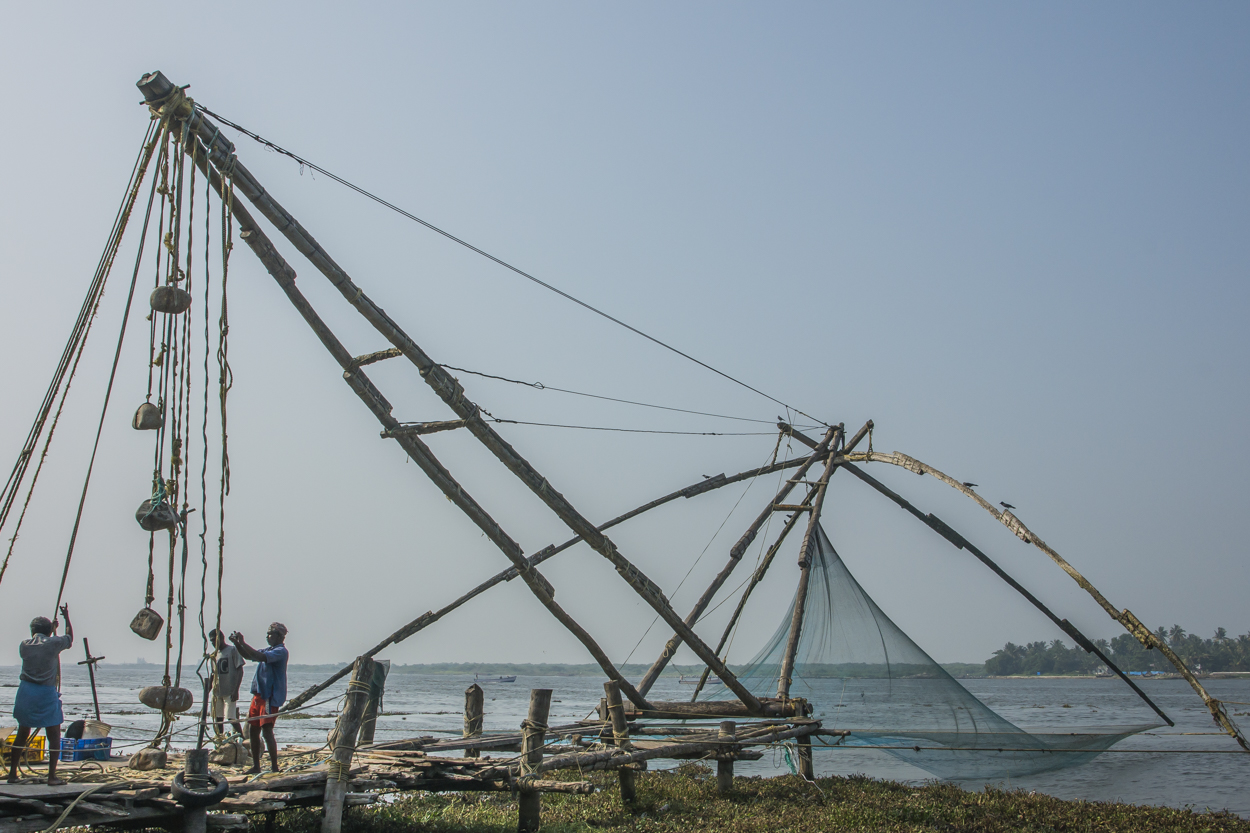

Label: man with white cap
[230,622,289,774]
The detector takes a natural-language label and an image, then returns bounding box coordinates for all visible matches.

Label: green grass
[260,766,1248,832]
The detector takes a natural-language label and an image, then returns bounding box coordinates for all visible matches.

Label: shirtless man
[7,606,73,785]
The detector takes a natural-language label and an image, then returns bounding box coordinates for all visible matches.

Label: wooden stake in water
[77,638,104,722]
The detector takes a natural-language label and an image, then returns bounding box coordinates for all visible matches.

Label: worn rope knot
[327,759,351,782]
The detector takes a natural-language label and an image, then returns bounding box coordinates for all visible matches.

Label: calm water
[3,666,1247,816]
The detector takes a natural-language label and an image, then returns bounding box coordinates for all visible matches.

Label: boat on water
[475,674,517,683]
[679,675,723,686]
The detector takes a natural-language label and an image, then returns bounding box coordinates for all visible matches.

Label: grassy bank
[264,766,1247,832]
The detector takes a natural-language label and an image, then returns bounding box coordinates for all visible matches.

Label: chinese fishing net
[701,524,1155,779]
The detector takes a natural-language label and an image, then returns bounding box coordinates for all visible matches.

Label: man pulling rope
[7,605,73,785]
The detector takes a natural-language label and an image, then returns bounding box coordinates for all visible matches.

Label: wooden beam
[322,657,374,833]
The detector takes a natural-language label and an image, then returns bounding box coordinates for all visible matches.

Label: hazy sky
[1,3,1247,673]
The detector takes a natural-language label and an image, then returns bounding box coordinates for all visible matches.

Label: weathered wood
[797,734,814,780]
[623,699,809,721]
[181,748,210,833]
[603,682,636,804]
[772,504,813,512]
[839,461,1175,728]
[778,425,843,699]
[322,657,375,833]
[162,79,758,713]
[636,428,839,697]
[358,660,389,746]
[717,721,735,794]
[174,115,646,713]
[381,420,468,437]
[283,451,824,713]
[518,690,552,833]
[463,684,484,759]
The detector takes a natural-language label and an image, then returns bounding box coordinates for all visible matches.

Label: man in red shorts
[230,623,288,774]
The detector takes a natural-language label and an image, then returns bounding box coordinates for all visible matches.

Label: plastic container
[82,720,111,739]
[2,733,47,763]
[59,737,113,762]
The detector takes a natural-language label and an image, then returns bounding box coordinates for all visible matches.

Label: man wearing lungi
[7,605,72,785]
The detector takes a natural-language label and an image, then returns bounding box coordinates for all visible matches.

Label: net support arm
[839,461,1174,727]
[777,424,844,699]
[843,449,1245,748]
[636,425,842,696]
[284,450,825,711]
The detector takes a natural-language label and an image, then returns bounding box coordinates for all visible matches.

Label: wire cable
[193,104,828,428]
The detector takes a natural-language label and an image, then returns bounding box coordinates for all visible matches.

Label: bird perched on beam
[963,482,978,488]
[1000,501,1016,510]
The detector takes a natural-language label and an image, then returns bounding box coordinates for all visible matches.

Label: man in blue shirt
[230,623,288,774]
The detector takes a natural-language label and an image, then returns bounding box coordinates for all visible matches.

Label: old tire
[171,770,229,808]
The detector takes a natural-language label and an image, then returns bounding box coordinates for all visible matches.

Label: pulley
[132,402,163,430]
[129,606,164,640]
[150,286,192,315]
[138,685,195,713]
[136,498,178,531]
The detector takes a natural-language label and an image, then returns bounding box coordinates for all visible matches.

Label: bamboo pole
[322,657,375,833]
[518,689,552,833]
[603,681,636,804]
[144,70,757,712]
[777,426,843,699]
[166,106,647,711]
[283,451,824,712]
[839,461,1176,727]
[637,428,841,696]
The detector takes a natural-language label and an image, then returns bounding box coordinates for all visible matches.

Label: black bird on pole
[1000,501,1016,510]
[963,482,978,488]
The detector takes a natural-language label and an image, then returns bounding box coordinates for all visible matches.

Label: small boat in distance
[678,675,723,686]
[474,673,517,683]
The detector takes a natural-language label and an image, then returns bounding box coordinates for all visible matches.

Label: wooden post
[797,735,814,780]
[778,426,843,699]
[182,748,210,833]
[518,689,552,833]
[464,684,484,759]
[358,660,390,746]
[603,681,636,804]
[322,656,375,833]
[716,721,735,795]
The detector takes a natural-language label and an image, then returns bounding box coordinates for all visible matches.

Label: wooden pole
[284,451,823,712]
[358,660,389,746]
[716,721,735,795]
[146,73,758,713]
[166,103,647,712]
[603,681,636,804]
[322,656,375,833]
[463,684,484,759]
[637,430,840,696]
[77,638,104,722]
[518,689,552,833]
[777,426,843,699]
[182,748,210,833]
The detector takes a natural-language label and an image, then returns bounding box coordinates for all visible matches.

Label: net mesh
[703,524,1154,778]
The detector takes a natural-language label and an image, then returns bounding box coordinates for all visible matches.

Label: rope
[193,104,828,428]
[441,364,792,426]
[49,123,166,613]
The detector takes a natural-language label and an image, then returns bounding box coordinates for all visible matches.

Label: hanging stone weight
[132,402,163,431]
[149,286,192,315]
[136,498,178,531]
[130,607,164,641]
[138,685,194,714]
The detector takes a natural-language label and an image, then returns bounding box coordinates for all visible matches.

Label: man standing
[7,605,72,785]
[230,623,288,774]
[208,629,245,739]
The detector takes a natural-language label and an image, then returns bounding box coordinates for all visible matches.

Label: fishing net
[703,524,1155,779]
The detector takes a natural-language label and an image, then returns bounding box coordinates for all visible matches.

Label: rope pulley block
[150,285,192,315]
[129,607,164,640]
[136,497,178,531]
[132,402,163,430]
[139,684,195,713]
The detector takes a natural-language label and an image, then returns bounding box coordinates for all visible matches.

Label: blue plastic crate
[60,737,112,762]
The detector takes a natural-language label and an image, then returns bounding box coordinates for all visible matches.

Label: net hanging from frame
[702,524,1156,779]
